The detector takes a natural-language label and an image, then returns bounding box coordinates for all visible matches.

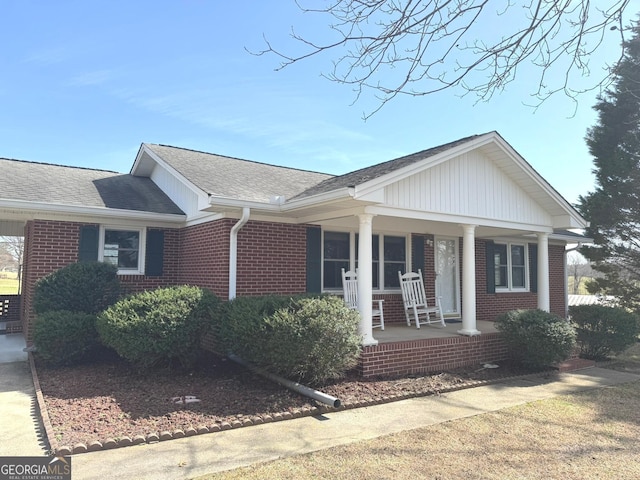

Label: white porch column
[357,213,378,346]
[459,224,481,336]
[537,232,550,312]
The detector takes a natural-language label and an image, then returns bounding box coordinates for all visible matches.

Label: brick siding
[358,333,509,377]
[19,217,568,377]
[20,220,180,342]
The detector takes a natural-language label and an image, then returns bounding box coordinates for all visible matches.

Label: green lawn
[199,344,640,480]
[0,276,19,294]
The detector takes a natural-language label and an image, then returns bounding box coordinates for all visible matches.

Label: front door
[435,237,460,318]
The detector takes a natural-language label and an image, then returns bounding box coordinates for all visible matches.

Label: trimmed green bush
[569,304,640,360]
[34,262,121,315]
[218,295,308,357]
[97,285,219,369]
[221,295,362,386]
[495,309,576,369]
[34,311,100,366]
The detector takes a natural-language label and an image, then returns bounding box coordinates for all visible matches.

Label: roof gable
[139,144,333,203]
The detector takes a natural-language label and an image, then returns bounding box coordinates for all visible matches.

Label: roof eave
[0,198,186,224]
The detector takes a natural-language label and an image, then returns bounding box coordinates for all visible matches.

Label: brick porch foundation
[357,332,509,378]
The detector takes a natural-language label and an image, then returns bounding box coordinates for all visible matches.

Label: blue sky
[2,1,638,205]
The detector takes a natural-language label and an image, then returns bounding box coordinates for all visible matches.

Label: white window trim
[99,225,146,275]
[495,241,529,293]
[322,229,408,293]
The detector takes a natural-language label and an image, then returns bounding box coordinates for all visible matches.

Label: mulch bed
[33,351,545,455]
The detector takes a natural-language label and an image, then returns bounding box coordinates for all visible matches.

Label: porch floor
[373,319,498,343]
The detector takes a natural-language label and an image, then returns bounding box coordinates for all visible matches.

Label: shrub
[218,295,308,357]
[495,309,576,369]
[34,311,100,366]
[34,262,121,315]
[569,305,640,360]
[221,295,362,386]
[97,285,219,369]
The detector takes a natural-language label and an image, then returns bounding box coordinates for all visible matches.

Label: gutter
[229,207,250,300]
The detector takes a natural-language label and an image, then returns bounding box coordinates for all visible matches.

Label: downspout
[228,354,341,408]
[229,207,250,300]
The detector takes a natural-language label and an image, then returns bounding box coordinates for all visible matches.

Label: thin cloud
[67,69,117,87]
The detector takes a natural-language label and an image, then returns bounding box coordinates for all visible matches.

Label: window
[323,231,349,289]
[99,227,146,274]
[494,242,528,291]
[325,231,406,290]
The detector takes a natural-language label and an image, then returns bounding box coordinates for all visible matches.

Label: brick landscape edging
[29,356,566,456]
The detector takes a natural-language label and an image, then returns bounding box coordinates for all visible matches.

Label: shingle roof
[291,134,483,199]
[144,144,333,203]
[0,157,184,215]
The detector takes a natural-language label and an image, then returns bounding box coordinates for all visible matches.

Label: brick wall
[20,220,181,342]
[236,221,308,296]
[475,240,567,321]
[358,333,509,377]
[21,220,84,341]
[178,219,233,299]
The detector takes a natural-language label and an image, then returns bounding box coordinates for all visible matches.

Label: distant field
[567,276,593,295]
[0,274,19,294]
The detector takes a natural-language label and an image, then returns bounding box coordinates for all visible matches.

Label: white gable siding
[150,164,201,216]
[384,151,552,225]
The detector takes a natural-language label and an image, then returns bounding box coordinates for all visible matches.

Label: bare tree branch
[252,0,632,118]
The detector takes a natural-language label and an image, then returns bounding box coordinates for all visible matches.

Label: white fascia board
[551,214,589,230]
[280,187,355,211]
[549,232,593,244]
[130,143,151,175]
[134,145,210,200]
[0,198,186,225]
[367,205,554,233]
[489,135,588,227]
[207,196,281,212]
[205,187,355,214]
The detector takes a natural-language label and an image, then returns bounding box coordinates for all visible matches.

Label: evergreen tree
[578,20,640,311]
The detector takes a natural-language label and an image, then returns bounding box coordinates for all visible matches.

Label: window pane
[494,244,508,288]
[324,232,349,259]
[384,236,405,288]
[512,266,525,288]
[495,266,508,287]
[324,232,350,289]
[104,230,140,270]
[511,245,525,266]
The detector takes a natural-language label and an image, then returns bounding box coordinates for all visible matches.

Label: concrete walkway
[0,334,49,457]
[67,367,639,480]
[1,339,639,479]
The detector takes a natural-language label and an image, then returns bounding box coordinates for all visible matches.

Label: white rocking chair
[398,269,446,329]
[341,269,385,330]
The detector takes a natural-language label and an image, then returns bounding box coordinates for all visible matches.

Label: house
[0,131,588,376]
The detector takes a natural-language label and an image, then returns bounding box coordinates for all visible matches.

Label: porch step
[554,357,596,373]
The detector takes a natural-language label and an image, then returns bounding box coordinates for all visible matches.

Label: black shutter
[146,230,165,277]
[485,240,496,294]
[529,244,538,293]
[412,235,425,274]
[306,227,322,293]
[78,225,99,262]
